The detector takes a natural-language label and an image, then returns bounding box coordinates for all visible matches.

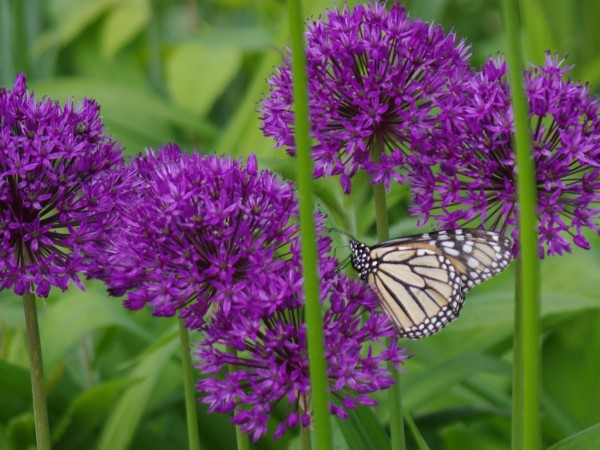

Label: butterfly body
[350,229,513,339]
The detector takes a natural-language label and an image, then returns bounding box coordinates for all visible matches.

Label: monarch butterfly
[350,229,513,339]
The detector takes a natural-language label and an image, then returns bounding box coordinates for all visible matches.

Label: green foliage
[338,407,391,450]
[1,0,600,449]
[548,423,600,450]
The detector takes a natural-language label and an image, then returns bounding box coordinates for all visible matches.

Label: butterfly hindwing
[350,228,513,339]
[367,246,463,338]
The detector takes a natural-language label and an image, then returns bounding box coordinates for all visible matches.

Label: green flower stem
[512,261,525,448]
[226,346,251,450]
[301,422,313,450]
[178,320,201,450]
[288,0,333,449]
[371,142,405,450]
[373,184,390,242]
[502,1,541,449]
[23,292,52,450]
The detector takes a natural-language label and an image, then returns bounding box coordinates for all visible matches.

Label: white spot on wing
[444,247,460,257]
[467,257,480,268]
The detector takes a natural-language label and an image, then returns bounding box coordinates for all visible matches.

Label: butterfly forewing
[418,229,513,293]
[350,229,513,339]
[374,229,513,293]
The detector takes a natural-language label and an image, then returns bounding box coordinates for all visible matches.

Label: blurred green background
[1,0,599,449]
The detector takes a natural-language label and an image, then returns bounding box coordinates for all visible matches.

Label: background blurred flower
[408,53,600,257]
[260,2,471,193]
[195,252,408,441]
[0,74,123,297]
[93,145,304,328]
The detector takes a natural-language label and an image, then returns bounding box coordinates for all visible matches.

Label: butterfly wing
[373,229,514,293]
[354,229,513,339]
[366,245,464,338]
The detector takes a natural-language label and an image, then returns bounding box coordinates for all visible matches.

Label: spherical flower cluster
[196,250,408,441]
[92,145,302,328]
[260,2,471,193]
[92,144,409,440]
[408,53,600,257]
[0,74,123,297]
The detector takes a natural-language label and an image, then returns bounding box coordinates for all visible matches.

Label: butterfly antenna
[332,241,352,258]
[326,227,356,241]
[329,228,355,274]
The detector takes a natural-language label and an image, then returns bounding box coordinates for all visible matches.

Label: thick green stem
[370,143,405,450]
[288,1,333,449]
[512,263,525,449]
[370,139,390,241]
[226,346,251,450]
[234,425,250,450]
[502,1,541,449]
[373,184,390,242]
[178,320,201,450]
[23,292,52,450]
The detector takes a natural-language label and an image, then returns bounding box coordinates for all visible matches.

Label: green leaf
[5,413,36,450]
[337,407,391,450]
[53,378,138,450]
[30,78,218,152]
[101,0,150,59]
[1,315,29,368]
[40,284,152,372]
[0,424,12,450]
[166,41,242,116]
[33,0,120,57]
[414,406,509,429]
[548,423,600,450]
[405,410,430,450]
[214,0,352,158]
[96,333,179,450]
[521,0,555,64]
[403,353,511,410]
[0,361,32,420]
[196,26,272,52]
[406,0,450,20]
[580,56,600,90]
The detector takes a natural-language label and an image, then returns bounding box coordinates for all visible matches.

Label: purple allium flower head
[260,2,471,193]
[408,53,600,257]
[0,74,123,297]
[91,143,409,439]
[92,144,307,327]
[195,253,408,441]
